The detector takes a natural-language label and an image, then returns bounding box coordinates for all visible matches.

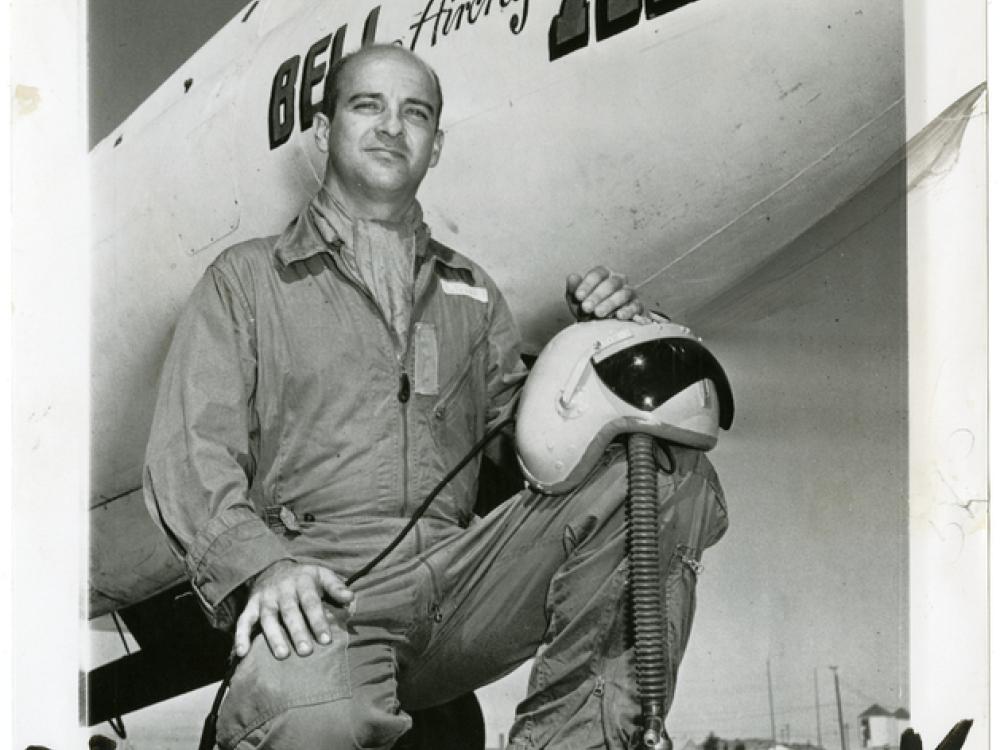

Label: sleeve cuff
[184,506,294,629]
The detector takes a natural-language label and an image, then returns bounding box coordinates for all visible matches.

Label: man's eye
[354,101,379,112]
[406,108,430,121]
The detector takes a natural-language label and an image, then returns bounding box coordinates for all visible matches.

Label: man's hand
[566,266,648,322]
[234,559,355,660]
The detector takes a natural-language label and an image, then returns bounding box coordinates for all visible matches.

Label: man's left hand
[566,266,647,321]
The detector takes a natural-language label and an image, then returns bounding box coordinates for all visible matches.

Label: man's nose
[376,107,404,138]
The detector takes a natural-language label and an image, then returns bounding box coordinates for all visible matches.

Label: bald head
[324,44,444,127]
[312,41,445,219]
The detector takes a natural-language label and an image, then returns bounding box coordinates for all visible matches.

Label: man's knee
[220,695,412,750]
[659,446,728,551]
[271,698,411,750]
[216,628,412,750]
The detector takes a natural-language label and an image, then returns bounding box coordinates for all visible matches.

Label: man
[144,44,727,749]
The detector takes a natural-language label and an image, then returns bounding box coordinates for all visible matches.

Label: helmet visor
[593,338,734,429]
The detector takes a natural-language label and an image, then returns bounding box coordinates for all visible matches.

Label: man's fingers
[234,597,260,658]
[566,266,644,321]
[565,272,587,319]
[318,568,355,606]
[593,288,639,318]
[241,563,351,660]
[297,578,333,646]
[618,305,650,322]
[571,267,610,303]
[565,272,584,299]
[259,605,292,660]
[277,586,315,656]
[583,275,628,316]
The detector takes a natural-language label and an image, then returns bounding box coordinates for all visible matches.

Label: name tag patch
[440,279,488,303]
[413,322,439,396]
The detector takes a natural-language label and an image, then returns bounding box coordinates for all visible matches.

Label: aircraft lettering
[408,0,530,50]
[548,0,588,59]
[595,0,640,40]
[267,7,383,149]
[266,0,695,147]
[299,33,334,131]
[549,0,696,59]
[269,55,300,148]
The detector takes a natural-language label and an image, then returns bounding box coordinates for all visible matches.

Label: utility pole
[814,668,823,748]
[767,659,777,748]
[829,666,847,750]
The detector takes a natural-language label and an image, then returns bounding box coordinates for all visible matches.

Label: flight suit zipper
[417,558,444,625]
[320,246,445,524]
[398,351,411,525]
[320,250,413,520]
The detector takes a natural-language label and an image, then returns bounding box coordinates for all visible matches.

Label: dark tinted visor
[592,338,734,429]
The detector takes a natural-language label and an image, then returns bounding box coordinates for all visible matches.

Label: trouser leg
[215,556,431,750]
[399,444,728,749]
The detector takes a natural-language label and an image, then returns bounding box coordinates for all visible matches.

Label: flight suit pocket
[428,326,489,448]
[663,544,700,711]
[430,361,479,449]
[426,334,489,519]
[216,608,352,748]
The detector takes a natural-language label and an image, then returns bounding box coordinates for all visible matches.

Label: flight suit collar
[273,195,474,274]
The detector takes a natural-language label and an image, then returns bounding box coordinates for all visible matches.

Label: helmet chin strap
[627,432,671,750]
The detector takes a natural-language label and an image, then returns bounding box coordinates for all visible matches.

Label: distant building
[700,737,822,750]
[859,704,910,749]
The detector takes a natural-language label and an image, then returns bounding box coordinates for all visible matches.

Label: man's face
[316,48,443,207]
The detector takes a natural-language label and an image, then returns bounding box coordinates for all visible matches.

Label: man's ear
[313,113,331,153]
[429,129,444,168]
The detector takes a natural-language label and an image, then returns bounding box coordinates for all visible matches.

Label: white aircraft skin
[89,0,903,616]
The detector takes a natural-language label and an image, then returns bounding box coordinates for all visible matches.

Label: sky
[83,1,912,748]
[88,0,250,146]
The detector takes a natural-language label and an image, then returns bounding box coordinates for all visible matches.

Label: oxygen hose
[627,433,670,750]
[345,416,514,586]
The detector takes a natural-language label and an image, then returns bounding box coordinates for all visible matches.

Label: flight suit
[143,197,728,749]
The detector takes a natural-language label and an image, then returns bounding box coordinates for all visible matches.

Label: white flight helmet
[516,318,734,494]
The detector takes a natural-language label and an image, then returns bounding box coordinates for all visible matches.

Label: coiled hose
[627,433,670,750]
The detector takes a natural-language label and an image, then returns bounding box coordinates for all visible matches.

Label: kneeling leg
[217,631,411,750]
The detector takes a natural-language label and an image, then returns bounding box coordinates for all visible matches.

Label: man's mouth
[366,146,406,160]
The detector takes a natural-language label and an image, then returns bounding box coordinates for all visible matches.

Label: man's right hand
[234,559,355,660]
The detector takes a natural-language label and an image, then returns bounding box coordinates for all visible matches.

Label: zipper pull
[398,371,411,403]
